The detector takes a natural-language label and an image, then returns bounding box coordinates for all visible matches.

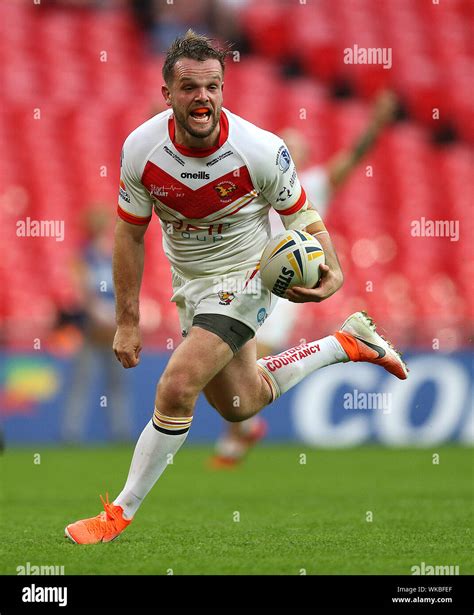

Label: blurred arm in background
[326,90,399,190]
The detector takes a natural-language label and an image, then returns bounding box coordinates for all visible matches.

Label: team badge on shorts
[218,291,235,305]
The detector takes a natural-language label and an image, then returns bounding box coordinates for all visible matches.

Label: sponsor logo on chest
[181,171,210,180]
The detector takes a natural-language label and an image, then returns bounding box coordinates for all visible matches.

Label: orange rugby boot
[334,311,408,380]
[65,494,131,544]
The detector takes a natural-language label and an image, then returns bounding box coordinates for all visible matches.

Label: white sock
[114,409,192,519]
[257,335,348,399]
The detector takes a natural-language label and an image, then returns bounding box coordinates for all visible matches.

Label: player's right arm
[113,219,148,368]
[113,137,154,368]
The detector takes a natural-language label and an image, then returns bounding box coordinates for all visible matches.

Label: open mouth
[189,107,212,124]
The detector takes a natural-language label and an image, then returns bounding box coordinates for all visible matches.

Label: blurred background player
[61,207,132,443]
[210,90,399,467]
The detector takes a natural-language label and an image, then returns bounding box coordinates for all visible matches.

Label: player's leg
[257,311,408,400]
[205,311,408,423]
[204,337,272,422]
[204,332,345,421]
[210,298,299,467]
[113,324,236,508]
[65,325,234,544]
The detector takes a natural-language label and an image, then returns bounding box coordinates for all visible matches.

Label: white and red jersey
[118,108,307,279]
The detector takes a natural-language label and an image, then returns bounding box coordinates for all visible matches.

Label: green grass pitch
[0,445,472,575]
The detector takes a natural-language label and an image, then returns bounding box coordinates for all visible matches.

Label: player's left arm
[263,139,343,303]
[285,207,344,304]
[275,195,344,303]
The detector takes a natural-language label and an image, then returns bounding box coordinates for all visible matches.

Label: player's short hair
[162,29,230,84]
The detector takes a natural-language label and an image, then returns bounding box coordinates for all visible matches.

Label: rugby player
[65,31,407,544]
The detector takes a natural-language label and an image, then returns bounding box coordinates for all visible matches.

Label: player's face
[163,58,224,144]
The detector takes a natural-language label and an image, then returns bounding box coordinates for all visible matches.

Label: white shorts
[171,267,276,337]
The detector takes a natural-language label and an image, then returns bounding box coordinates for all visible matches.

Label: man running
[65,31,407,544]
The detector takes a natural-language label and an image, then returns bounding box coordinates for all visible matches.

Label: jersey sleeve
[117,137,153,225]
[258,139,307,217]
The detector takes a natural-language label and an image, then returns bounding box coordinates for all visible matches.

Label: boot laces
[99,493,122,523]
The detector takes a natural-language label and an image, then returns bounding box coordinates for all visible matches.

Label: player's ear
[161,84,172,106]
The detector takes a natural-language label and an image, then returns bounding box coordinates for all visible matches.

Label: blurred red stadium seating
[0,1,471,350]
[240,0,474,140]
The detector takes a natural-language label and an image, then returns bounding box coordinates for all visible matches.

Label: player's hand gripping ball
[259,230,325,298]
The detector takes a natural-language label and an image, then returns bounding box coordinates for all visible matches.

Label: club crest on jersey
[218,291,235,305]
[214,181,237,202]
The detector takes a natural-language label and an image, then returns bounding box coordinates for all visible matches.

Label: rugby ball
[259,230,325,297]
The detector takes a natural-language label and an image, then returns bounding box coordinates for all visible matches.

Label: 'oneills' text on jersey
[118,108,307,278]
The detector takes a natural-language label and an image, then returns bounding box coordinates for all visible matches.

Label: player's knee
[156,372,198,416]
